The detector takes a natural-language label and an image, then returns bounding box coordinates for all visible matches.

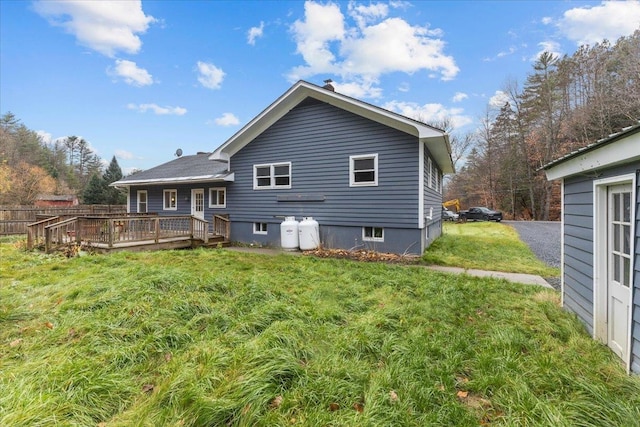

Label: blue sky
[2,1,639,174]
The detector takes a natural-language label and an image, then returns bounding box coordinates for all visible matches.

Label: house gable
[210,80,453,174]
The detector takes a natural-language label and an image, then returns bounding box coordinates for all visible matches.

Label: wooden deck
[27,214,230,253]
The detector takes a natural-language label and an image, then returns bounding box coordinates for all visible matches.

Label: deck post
[76,218,82,244]
[108,219,114,248]
[155,217,160,243]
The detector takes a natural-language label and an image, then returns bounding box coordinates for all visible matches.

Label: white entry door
[607,183,632,359]
[191,189,205,220]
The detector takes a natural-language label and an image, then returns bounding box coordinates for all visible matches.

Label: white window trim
[253,162,292,190]
[209,187,226,208]
[137,190,148,213]
[163,189,178,211]
[427,157,433,189]
[362,226,384,242]
[350,154,378,187]
[253,222,268,235]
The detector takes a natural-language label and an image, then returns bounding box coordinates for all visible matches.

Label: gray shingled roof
[112,152,233,187]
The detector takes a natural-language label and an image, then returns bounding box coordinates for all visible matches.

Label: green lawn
[423,222,560,277]
[1,237,639,426]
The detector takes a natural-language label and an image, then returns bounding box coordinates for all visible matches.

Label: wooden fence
[0,205,126,235]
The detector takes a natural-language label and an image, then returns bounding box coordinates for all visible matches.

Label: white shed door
[607,183,632,359]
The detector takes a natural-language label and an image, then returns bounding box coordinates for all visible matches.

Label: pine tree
[103,156,126,205]
[82,173,107,204]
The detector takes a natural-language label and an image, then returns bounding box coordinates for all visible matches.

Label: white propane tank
[280,216,299,250]
[298,217,319,250]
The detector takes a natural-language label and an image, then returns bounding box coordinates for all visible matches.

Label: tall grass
[1,241,638,426]
[423,222,560,277]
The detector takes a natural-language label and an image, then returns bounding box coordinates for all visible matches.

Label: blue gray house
[543,122,640,374]
[112,80,453,255]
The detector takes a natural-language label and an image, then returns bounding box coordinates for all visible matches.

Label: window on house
[254,163,291,189]
[363,226,384,242]
[350,154,378,186]
[163,189,177,210]
[431,160,438,190]
[209,187,226,208]
[137,190,147,213]
[253,222,268,235]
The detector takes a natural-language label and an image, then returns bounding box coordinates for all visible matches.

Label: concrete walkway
[224,247,554,289]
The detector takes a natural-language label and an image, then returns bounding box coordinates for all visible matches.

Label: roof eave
[544,129,640,180]
[111,173,235,188]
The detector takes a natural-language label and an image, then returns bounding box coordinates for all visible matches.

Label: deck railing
[44,217,80,253]
[42,215,217,252]
[213,215,230,241]
[27,216,62,249]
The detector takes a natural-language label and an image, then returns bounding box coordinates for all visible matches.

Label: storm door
[606,183,632,359]
[191,189,205,220]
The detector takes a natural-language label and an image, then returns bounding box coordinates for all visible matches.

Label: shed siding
[225,99,439,254]
[563,174,594,332]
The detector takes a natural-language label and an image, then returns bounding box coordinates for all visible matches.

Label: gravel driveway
[503,221,561,268]
[502,220,561,290]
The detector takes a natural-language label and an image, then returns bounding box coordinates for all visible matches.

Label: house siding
[127,183,229,232]
[423,142,444,249]
[563,163,640,373]
[225,99,440,254]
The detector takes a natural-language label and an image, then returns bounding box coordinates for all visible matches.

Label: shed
[543,122,640,373]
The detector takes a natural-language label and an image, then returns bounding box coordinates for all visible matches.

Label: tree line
[446,30,640,220]
[0,112,126,205]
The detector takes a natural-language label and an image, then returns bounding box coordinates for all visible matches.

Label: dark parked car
[442,208,459,221]
[459,207,503,222]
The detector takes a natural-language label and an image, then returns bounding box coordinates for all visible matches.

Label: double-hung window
[254,162,291,189]
[137,190,147,213]
[209,187,226,208]
[163,189,177,210]
[350,154,378,186]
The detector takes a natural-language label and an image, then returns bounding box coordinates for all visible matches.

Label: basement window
[363,226,384,242]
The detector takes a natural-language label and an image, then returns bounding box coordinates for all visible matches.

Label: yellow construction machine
[442,199,461,213]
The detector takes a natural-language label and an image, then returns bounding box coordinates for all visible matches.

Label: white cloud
[248,21,265,45]
[36,130,53,144]
[290,1,345,78]
[488,90,510,109]
[115,149,136,160]
[331,80,383,99]
[398,82,410,92]
[214,113,240,126]
[33,0,155,57]
[383,100,473,129]
[110,59,153,86]
[348,2,389,29]
[127,103,187,115]
[288,1,458,94]
[541,16,553,25]
[559,1,640,46]
[531,40,562,62]
[452,92,468,102]
[196,61,225,89]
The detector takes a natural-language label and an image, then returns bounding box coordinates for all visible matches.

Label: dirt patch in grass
[303,248,421,264]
